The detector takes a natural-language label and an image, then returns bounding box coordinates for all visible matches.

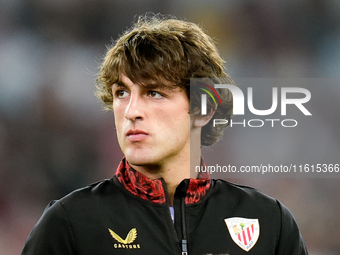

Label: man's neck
[129,153,196,206]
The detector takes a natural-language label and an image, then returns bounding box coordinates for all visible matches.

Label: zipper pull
[181,239,188,255]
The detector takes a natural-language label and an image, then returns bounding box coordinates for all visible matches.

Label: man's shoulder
[212,179,275,198]
[61,178,115,200]
[47,177,126,213]
[210,179,281,209]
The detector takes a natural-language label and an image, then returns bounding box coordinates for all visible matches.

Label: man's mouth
[126,129,149,142]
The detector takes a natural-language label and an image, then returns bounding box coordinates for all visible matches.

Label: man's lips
[126,129,149,142]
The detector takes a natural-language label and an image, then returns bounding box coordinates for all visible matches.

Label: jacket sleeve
[21,200,77,255]
[275,200,308,255]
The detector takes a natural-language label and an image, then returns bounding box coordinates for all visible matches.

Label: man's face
[112,74,191,169]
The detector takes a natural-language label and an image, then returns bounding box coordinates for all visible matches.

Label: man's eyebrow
[141,83,166,90]
[114,80,175,91]
[113,81,127,88]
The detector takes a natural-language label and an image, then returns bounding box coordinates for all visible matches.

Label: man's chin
[125,154,157,167]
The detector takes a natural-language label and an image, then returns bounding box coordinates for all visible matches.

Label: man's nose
[124,94,144,121]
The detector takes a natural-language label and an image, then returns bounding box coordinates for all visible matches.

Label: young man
[22,15,308,254]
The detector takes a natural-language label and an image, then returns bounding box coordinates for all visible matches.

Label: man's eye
[116,90,129,98]
[148,91,164,98]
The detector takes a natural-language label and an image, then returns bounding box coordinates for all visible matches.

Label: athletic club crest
[224,217,260,252]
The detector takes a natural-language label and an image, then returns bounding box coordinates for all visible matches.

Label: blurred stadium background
[1,0,340,254]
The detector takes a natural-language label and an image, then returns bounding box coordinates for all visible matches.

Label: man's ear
[193,108,216,127]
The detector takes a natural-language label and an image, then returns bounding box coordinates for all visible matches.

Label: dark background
[0,0,339,254]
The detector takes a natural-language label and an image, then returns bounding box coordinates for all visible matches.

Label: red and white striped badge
[224,217,260,252]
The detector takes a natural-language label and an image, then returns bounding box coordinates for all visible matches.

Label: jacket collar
[115,157,211,204]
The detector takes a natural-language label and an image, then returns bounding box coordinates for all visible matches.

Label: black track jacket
[22,158,308,255]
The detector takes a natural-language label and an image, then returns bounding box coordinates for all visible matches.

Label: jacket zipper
[161,179,189,255]
[181,196,188,255]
